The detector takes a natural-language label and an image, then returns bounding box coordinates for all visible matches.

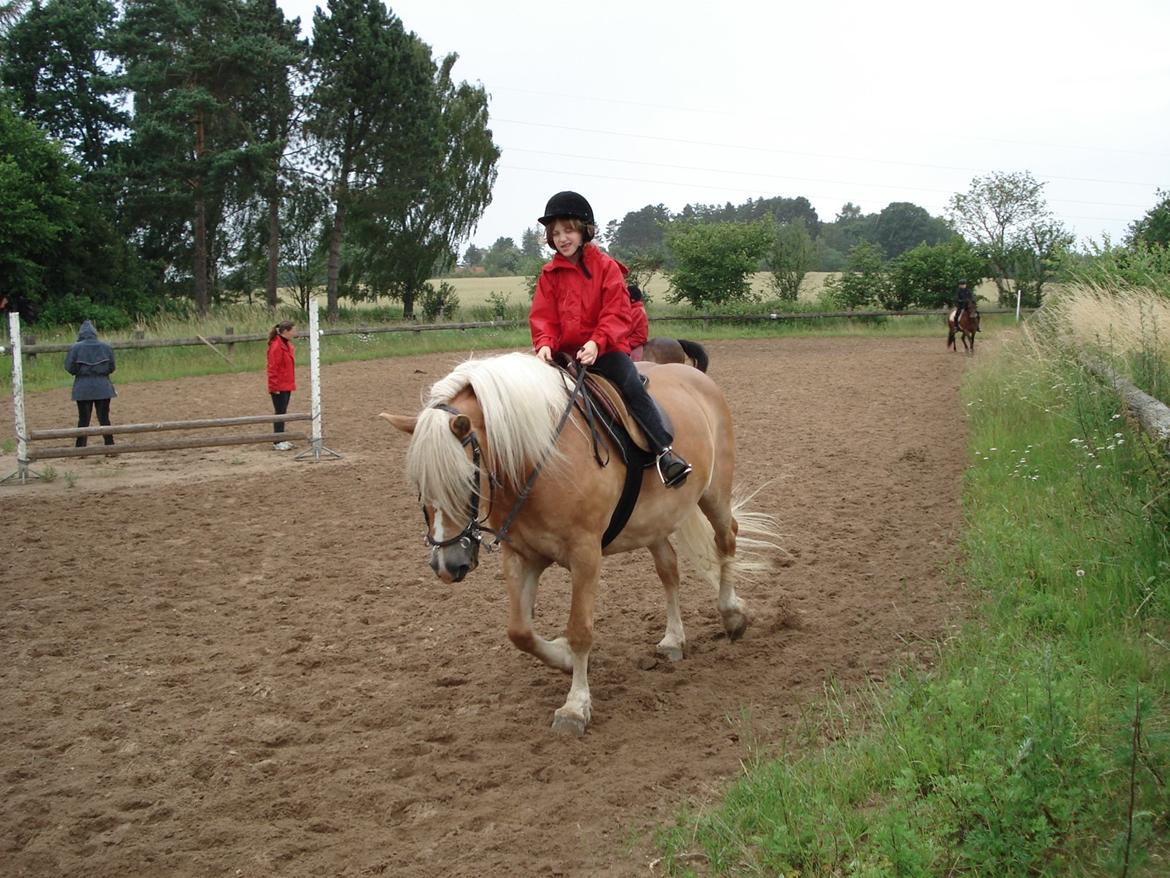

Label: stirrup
[656,447,692,488]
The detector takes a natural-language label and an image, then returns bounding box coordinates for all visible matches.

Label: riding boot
[656,446,692,488]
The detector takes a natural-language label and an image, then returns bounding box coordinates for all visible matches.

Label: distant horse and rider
[947,278,980,354]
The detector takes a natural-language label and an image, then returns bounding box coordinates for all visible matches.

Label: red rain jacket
[628,299,649,350]
[530,245,632,356]
[267,336,296,392]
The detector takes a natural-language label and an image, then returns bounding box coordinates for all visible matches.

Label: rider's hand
[535,346,553,363]
[576,340,598,365]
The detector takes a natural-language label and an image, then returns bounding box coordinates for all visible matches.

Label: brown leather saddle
[551,354,673,454]
[550,354,674,548]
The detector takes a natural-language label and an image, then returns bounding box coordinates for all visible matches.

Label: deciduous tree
[948,171,1071,305]
[768,220,814,302]
[665,220,773,308]
[1126,188,1170,249]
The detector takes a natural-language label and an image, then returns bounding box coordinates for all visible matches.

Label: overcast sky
[277,0,1169,253]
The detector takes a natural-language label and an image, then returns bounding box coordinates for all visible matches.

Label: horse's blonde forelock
[409,353,569,513]
[405,407,475,523]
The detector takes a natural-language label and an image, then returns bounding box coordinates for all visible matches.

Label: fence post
[25,333,35,362]
[1,312,39,483]
[225,326,235,357]
[296,296,341,462]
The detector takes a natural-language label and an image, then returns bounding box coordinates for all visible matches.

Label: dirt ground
[1,337,971,877]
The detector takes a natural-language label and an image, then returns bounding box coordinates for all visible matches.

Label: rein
[424,364,589,552]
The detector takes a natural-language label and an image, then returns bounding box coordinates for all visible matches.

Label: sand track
[1,337,968,877]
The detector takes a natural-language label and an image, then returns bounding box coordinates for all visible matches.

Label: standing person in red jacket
[627,282,649,361]
[530,191,690,487]
[266,320,296,451]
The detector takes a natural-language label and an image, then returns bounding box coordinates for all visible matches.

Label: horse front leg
[647,538,686,661]
[551,546,601,736]
[502,548,571,672]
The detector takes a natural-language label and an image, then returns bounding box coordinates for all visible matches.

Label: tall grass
[655,293,1170,876]
[1030,284,1170,404]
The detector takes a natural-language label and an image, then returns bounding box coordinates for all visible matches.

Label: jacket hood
[77,320,98,341]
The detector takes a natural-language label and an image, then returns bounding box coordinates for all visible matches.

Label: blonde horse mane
[406,353,570,522]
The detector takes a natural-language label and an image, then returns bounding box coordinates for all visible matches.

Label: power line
[498,165,1136,225]
[490,86,1170,161]
[494,118,1162,189]
[501,147,1153,210]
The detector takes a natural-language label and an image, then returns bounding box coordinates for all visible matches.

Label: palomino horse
[382,352,777,735]
[641,337,709,371]
[947,306,979,354]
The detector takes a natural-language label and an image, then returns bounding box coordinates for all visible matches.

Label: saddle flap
[583,373,651,451]
[550,354,673,455]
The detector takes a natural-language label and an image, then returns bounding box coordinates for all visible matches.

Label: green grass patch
[655,340,1170,876]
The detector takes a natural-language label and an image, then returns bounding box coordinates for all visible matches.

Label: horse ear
[449,414,472,440]
[379,412,416,434]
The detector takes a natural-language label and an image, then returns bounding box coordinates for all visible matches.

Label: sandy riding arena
[2,337,969,877]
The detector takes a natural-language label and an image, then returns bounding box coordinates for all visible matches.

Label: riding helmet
[538,191,595,227]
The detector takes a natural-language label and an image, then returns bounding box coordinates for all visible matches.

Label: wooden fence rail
[3,308,1032,357]
[28,412,310,441]
[1080,357,1170,455]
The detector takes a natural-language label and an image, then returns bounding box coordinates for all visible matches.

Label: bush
[418,281,460,322]
[34,294,135,331]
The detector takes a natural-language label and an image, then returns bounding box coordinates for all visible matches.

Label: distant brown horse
[641,337,709,372]
[947,307,979,354]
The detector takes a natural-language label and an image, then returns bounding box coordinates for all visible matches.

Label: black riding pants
[271,391,292,434]
[588,351,673,452]
[75,398,114,447]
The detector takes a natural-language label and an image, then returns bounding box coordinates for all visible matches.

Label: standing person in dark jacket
[530,190,691,487]
[954,279,977,329]
[267,321,296,451]
[64,320,116,449]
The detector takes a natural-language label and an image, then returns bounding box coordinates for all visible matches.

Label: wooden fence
[3,299,341,485]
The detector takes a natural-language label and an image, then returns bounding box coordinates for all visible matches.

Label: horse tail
[677,339,709,372]
[671,486,785,587]
[947,327,956,349]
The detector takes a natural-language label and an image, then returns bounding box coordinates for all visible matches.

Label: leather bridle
[421,366,589,555]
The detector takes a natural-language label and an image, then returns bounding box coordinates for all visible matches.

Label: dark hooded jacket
[64,320,116,401]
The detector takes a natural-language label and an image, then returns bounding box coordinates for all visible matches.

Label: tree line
[0,0,499,326]
[458,179,1170,313]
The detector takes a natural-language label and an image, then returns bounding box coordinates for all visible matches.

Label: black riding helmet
[538,191,596,242]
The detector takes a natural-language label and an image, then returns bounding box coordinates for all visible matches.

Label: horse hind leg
[647,538,686,661]
[678,496,748,641]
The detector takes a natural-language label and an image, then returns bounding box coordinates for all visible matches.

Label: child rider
[529,191,691,488]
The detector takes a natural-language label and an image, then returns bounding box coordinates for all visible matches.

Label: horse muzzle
[429,539,479,583]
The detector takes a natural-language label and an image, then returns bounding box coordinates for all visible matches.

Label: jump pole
[1,311,41,484]
[296,296,341,463]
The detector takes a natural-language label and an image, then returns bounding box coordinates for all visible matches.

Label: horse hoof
[551,708,589,737]
[656,643,685,662]
[722,610,748,641]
